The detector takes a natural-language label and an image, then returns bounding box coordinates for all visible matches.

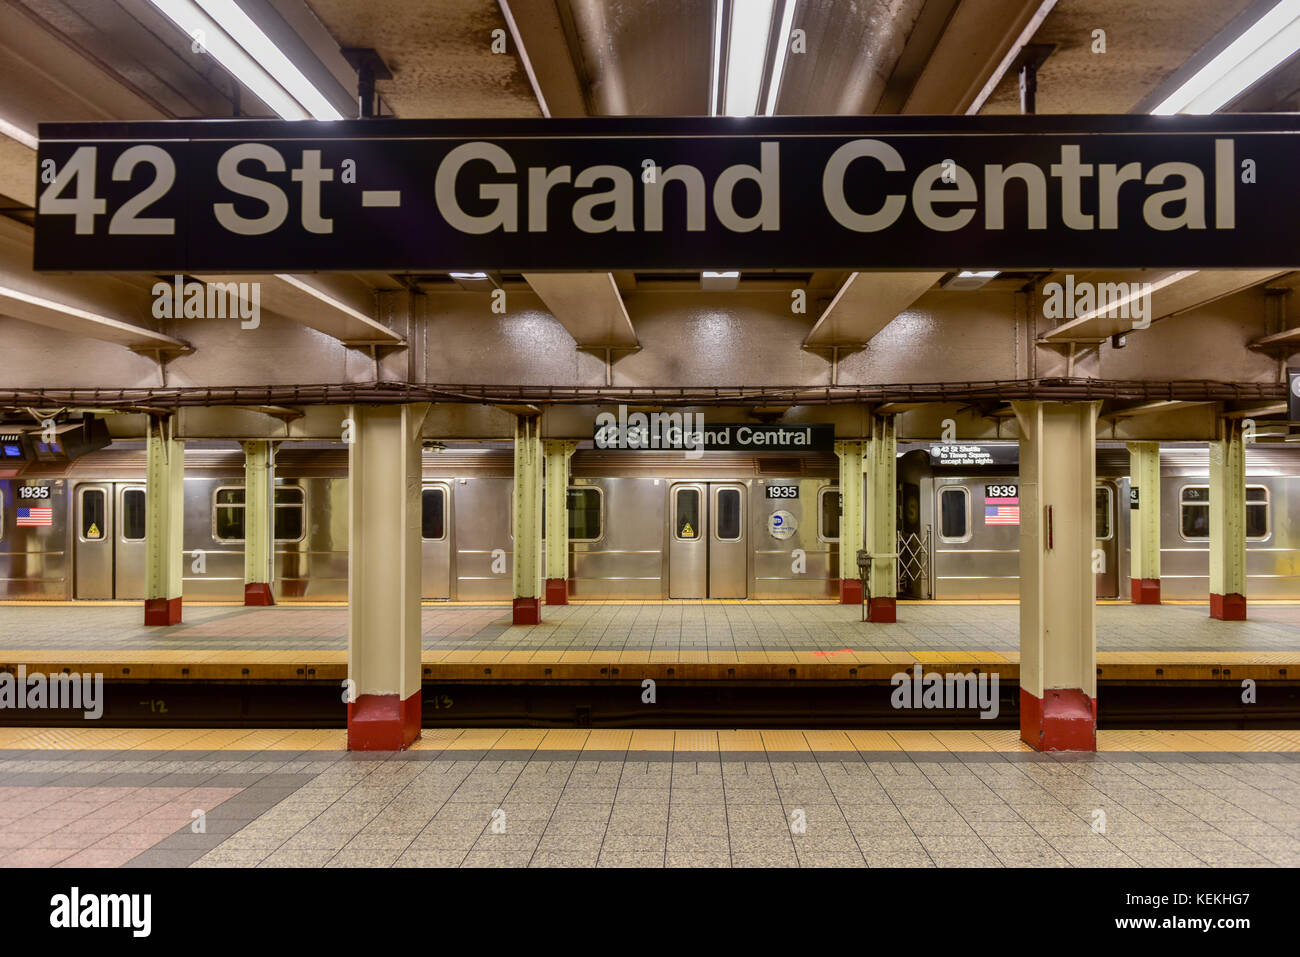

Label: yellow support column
[834,440,864,604]
[1013,401,1100,751]
[544,440,578,605]
[1209,418,1248,620]
[346,403,429,750]
[1126,441,1161,604]
[143,415,184,625]
[513,414,544,624]
[242,440,275,606]
[864,415,897,621]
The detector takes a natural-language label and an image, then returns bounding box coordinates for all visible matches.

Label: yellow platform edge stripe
[3,650,1298,666]
[0,727,1297,753]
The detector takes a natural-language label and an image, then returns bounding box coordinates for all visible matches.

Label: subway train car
[0,444,842,602]
[897,442,1300,600]
[0,441,1297,603]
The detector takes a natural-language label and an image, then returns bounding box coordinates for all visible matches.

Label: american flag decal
[16,507,53,527]
[984,497,1020,525]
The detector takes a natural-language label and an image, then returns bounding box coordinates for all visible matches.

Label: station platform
[2,600,1298,683]
[0,727,1297,869]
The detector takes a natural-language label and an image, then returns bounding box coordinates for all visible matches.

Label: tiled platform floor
[1,602,1299,655]
[1,728,1298,868]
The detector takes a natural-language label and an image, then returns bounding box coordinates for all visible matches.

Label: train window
[274,487,305,542]
[938,486,969,541]
[1179,485,1270,541]
[422,486,446,541]
[121,488,146,542]
[819,486,840,542]
[80,487,106,540]
[674,487,701,540]
[1247,486,1269,540]
[1180,485,1209,539]
[214,487,246,542]
[567,487,602,542]
[1095,486,1113,540]
[715,487,742,541]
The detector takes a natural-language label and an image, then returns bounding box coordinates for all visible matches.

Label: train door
[74,483,148,599]
[1095,482,1118,598]
[668,482,748,598]
[421,483,451,599]
[73,484,111,598]
[114,485,147,598]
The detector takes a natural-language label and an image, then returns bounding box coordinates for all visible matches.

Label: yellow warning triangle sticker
[87,522,100,538]
[681,521,694,537]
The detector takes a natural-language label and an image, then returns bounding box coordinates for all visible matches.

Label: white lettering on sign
[822,138,1235,234]
[434,142,780,235]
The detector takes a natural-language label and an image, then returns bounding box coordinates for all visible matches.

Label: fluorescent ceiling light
[724,0,777,116]
[958,270,999,279]
[0,117,37,150]
[148,0,342,120]
[1152,0,1300,114]
[701,270,741,290]
[450,272,488,280]
[763,0,797,116]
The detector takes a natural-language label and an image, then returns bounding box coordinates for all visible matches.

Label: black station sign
[929,444,1018,467]
[31,115,1300,272]
[593,409,833,453]
[1289,368,1300,423]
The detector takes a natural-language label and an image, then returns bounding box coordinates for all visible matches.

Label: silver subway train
[0,442,1296,603]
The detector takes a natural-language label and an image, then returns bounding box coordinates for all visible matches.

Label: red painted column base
[513,597,541,625]
[545,578,569,605]
[1019,688,1097,752]
[1130,578,1161,604]
[143,597,182,626]
[839,578,863,605]
[347,691,421,751]
[1210,593,1247,620]
[244,582,275,606]
[867,596,896,622]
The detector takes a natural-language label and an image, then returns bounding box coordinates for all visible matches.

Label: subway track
[2,678,1297,730]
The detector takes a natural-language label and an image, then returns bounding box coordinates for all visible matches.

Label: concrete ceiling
[306,0,541,117]
[980,0,1259,114]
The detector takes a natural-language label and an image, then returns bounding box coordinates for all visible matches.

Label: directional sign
[33,115,1300,273]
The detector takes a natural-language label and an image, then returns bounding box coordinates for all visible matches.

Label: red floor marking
[0,785,244,868]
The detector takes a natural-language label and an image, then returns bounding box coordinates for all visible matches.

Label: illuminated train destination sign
[33,115,1300,272]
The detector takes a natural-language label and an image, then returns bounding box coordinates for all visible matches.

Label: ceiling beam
[194,273,403,346]
[524,272,638,350]
[497,0,586,117]
[1039,270,1289,343]
[1104,400,1213,418]
[902,0,1057,114]
[803,272,943,348]
[0,216,187,352]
